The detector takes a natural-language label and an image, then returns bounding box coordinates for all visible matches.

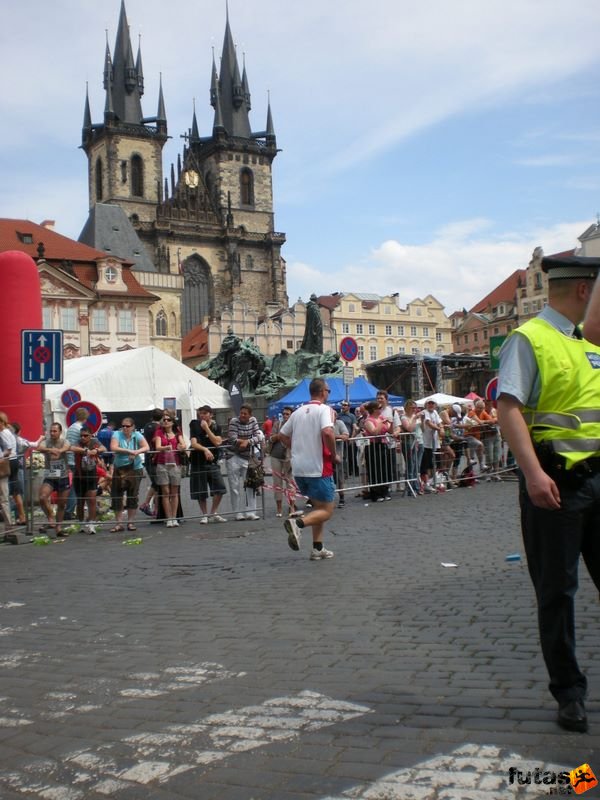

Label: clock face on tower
[184,169,199,188]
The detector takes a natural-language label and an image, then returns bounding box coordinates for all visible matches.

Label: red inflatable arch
[1,250,44,439]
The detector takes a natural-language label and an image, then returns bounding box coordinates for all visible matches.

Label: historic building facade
[79,2,287,359]
[0,218,157,358]
[318,292,453,376]
[451,269,525,355]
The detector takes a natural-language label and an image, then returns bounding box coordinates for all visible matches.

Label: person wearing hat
[497,254,600,733]
[583,270,600,344]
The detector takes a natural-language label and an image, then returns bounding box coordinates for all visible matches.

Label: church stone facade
[79,1,287,359]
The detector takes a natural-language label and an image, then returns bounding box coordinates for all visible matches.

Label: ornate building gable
[38,262,96,301]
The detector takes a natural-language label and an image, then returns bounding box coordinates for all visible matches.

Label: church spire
[104,72,115,122]
[135,35,144,96]
[210,49,218,109]
[109,0,144,124]
[190,98,199,140]
[103,35,113,90]
[81,83,92,146]
[156,73,167,134]
[266,94,275,144]
[82,83,92,130]
[216,11,251,137]
[242,56,251,111]
[213,84,225,136]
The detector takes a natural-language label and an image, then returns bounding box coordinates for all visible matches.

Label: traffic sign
[340,336,358,362]
[66,401,103,434]
[343,366,354,386]
[61,388,81,408]
[21,329,63,384]
[485,377,499,401]
[489,335,507,370]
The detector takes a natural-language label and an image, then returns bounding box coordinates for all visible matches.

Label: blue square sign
[22,329,64,384]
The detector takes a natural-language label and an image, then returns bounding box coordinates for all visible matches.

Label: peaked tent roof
[268,377,404,416]
[415,392,474,407]
[45,346,230,433]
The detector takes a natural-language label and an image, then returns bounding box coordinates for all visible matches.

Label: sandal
[110,525,125,533]
[55,528,68,538]
[127,523,137,531]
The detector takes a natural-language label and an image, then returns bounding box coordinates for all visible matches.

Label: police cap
[541,254,600,280]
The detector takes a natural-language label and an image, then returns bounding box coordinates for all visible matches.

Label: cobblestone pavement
[1,482,599,799]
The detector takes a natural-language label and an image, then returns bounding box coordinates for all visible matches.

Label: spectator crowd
[0,391,511,539]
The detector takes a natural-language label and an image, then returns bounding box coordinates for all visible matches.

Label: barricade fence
[3,432,517,535]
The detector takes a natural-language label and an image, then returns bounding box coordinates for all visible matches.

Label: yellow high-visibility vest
[517,317,600,469]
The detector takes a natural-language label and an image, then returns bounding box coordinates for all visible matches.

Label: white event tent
[44,346,230,433]
[415,392,475,407]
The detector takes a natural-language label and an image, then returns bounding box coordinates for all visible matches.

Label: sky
[2,0,600,315]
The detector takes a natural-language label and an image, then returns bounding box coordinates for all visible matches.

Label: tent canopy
[415,392,474,407]
[268,377,404,416]
[45,346,230,433]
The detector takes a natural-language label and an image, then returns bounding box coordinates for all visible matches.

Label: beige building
[452,269,524,355]
[321,292,453,376]
[0,218,158,359]
[515,248,548,325]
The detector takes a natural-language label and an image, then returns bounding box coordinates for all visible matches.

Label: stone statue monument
[197,294,342,399]
[300,294,323,354]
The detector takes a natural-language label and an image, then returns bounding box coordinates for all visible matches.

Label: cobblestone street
[1,482,599,799]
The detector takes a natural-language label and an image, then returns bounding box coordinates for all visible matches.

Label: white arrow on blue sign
[21,329,64,384]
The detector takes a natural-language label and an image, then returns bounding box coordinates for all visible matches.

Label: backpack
[458,464,476,488]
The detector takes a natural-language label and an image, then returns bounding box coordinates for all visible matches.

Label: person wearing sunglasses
[110,418,149,532]
[71,425,106,534]
[154,413,187,528]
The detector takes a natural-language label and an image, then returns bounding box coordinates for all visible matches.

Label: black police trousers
[519,471,600,703]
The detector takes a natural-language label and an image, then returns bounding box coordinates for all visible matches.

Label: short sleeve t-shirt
[422,409,441,450]
[189,419,222,466]
[280,402,334,478]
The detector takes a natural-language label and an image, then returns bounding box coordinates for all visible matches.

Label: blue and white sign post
[21,330,64,384]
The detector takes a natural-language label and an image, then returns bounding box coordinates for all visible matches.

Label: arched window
[131,155,144,197]
[155,310,167,337]
[245,254,254,270]
[182,255,214,335]
[240,168,254,205]
[95,157,103,202]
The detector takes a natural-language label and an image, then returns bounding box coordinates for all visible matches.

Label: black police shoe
[557,699,588,733]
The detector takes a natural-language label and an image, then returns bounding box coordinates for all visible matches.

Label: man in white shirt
[279,378,339,560]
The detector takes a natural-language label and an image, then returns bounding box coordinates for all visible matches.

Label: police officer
[583,270,600,344]
[497,254,600,733]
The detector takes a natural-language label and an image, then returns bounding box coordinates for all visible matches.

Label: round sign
[65,400,103,434]
[485,377,499,401]
[61,388,81,409]
[33,345,51,364]
[340,336,358,362]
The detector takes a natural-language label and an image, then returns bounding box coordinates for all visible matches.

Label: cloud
[286,219,588,314]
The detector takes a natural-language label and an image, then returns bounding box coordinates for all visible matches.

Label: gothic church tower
[81,1,167,224]
[80,1,287,346]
